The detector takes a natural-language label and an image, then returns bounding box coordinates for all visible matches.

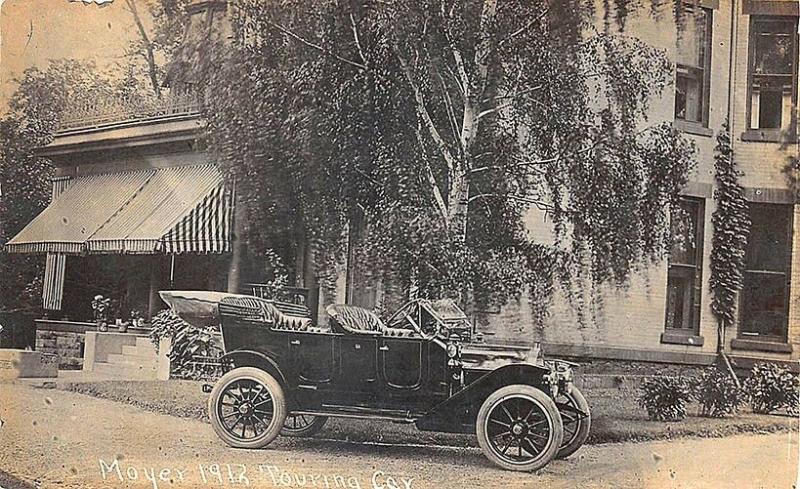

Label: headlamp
[446,343,459,358]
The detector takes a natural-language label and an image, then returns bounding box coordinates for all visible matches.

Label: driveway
[0,383,796,489]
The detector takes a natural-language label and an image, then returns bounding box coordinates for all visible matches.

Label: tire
[208,366,287,449]
[476,384,563,472]
[281,414,328,437]
[555,387,591,459]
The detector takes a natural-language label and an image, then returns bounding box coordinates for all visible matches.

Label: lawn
[61,380,798,447]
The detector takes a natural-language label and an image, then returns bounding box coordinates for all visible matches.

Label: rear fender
[416,363,550,433]
[219,349,290,394]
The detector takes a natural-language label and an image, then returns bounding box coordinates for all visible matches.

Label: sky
[0,0,145,112]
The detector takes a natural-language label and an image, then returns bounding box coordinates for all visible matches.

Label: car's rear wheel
[208,367,287,449]
[555,387,591,459]
[476,384,563,472]
[281,414,328,437]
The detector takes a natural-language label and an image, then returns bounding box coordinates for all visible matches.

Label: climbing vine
[709,122,750,350]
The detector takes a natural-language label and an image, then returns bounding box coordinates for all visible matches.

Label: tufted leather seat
[326,304,385,335]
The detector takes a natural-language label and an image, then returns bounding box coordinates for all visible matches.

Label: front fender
[415,363,550,433]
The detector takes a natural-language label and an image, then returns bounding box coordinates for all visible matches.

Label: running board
[294,409,417,423]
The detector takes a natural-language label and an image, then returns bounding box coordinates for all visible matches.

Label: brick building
[474,0,800,368]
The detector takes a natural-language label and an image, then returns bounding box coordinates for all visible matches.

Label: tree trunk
[126,0,162,99]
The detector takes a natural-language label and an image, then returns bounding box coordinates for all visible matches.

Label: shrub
[148,309,188,348]
[744,362,800,415]
[168,326,224,381]
[638,377,692,421]
[148,309,223,381]
[691,366,744,418]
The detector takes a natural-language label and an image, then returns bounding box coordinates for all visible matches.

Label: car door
[380,336,426,392]
[289,332,335,387]
[338,336,379,399]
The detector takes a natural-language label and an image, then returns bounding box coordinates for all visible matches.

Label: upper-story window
[747,17,798,134]
[675,7,713,126]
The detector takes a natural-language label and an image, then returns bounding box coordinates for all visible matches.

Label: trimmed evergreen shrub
[638,377,693,421]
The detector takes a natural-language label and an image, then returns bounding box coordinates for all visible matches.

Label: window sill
[675,120,713,137]
[661,331,705,347]
[731,338,792,354]
[740,129,796,144]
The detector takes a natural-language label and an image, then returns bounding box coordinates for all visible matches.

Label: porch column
[148,259,162,318]
[226,193,245,293]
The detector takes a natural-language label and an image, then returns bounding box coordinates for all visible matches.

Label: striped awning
[4,164,232,255]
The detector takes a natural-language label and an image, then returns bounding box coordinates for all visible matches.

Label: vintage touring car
[160,291,591,472]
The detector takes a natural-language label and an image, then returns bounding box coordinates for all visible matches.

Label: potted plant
[91,295,111,332]
[129,309,145,328]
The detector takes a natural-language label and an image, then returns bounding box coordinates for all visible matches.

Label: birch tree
[195,0,696,311]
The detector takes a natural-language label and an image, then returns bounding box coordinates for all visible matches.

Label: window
[747,17,798,133]
[740,203,793,342]
[665,198,704,332]
[675,7,712,125]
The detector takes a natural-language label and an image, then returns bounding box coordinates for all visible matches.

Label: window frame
[743,15,799,142]
[674,6,714,130]
[664,197,705,336]
[738,202,794,343]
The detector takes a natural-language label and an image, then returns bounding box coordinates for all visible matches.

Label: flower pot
[119,322,128,333]
[98,322,108,332]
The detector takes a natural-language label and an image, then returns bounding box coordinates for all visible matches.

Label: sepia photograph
[0,0,798,487]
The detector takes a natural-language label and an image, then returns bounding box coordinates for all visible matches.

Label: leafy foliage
[149,309,223,381]
[638,377,692,421]
[744,362,800,415]
[148,309,189,347]
[691,366,744,418]
[709,122,750,344]
[174,1,696,317]
[169,325,224,381]
[122,0,191,97]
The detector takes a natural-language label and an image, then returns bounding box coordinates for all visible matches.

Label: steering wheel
[387,299,434,338]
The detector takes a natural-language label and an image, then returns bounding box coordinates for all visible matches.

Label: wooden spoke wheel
[555,387,591,459]
[281,414,328,437]
[208,367,286,449]
[476,385,563,472]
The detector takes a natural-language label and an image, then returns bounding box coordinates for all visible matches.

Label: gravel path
[0,383,797,489]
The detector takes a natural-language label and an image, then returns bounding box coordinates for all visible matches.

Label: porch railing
[57,89,201,133]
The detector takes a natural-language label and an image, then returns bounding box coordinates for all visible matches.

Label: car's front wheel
[281,414,328,437]
[476,384,563,472]
[208,367,287,449]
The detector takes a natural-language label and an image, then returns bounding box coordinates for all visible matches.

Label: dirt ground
[0,383,798,489]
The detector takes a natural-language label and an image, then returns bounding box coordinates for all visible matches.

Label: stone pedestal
[0,349,58,379]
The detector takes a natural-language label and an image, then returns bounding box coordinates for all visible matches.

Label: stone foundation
[35,330,85,369]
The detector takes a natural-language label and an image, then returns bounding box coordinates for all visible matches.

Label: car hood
[459,342,544,371]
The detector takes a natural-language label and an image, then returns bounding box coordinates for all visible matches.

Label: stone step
[121,344,158,357]
[135,336,154,349]
[92,361,158,380]
[105,353,159,366]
